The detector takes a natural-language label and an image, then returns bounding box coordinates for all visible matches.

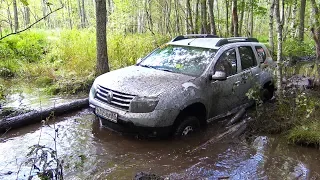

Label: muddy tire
[174,116,200,137]
[261,86,274,102]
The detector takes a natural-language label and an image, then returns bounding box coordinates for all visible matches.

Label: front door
[208,48,243,119]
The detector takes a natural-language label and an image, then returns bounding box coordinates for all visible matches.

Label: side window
[255,46,266,63]
[239,46,257,70]
[215,48,237,76]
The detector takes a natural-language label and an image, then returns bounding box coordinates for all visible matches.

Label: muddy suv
[89,34,274,137]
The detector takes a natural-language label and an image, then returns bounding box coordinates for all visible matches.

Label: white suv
[89,34,274,137]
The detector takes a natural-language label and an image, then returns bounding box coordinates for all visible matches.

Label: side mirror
[136,58,142,64]
[211,71,227,81]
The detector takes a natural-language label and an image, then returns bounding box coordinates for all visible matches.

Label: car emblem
[106,91,113,103]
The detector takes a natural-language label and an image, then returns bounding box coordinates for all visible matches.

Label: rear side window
[239,46,257,70]
[255,46,266,62]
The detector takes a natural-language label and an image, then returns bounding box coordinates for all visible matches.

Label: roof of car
[168,38,224,49]
[167,35,259,49]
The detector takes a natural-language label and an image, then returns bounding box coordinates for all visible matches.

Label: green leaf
[20,0,29,6]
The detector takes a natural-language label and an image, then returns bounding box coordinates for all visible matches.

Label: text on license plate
[95,107,118,123]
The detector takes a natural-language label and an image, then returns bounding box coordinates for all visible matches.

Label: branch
[0,5,64,41]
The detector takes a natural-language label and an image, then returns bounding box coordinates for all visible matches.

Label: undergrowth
[248,86,320,147]
[0,29,169,94]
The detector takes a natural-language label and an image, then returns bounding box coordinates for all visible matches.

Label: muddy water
[1,79,87,110]
[1,109,320,179]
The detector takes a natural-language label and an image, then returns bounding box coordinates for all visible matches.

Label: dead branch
[0,5,64,41]
[191,117,252,153]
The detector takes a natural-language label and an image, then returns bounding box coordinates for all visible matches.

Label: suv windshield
[139,45,216,77]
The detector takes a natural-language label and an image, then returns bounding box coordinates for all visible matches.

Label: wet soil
[0,109,319,179]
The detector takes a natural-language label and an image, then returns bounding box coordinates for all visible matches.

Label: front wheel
[174,116,200,137]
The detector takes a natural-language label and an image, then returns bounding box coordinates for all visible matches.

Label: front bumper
[89,98,179,137]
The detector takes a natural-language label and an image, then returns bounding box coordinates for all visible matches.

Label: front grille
[95,85,135,111]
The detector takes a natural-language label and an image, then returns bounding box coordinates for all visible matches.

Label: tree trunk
[24,6,30,28]
[195,0,200,33]
[0,99,89,133]
[67,0,73,29]
[226,0,229,37]
[145,0,154,34]
[7,7,13,33]
[81,0,87,27]
[200,0,207,34]
[13,0,19,32]
[289,0,298,38]
[274,0,284,97]
[208,0,217,35]
[310,0,320,81]
[239,0,245,36]
[269,0,275,56]
[232,0,239,36]
[174,0,180,34]
[96,0,110,76]
[298,0,306,42]
[250,0,254,37]
[186,0,193,34]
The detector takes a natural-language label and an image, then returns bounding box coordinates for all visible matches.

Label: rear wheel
[261,85,275,102]
[174,116,200,137]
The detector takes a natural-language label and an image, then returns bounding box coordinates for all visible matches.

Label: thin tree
[274,0,284,97]
[298,0,306,41]
[310,0,320,81]
[96,0,110,75]
[269,0,275,55]
[231,0,239,36]
[13,0,18,32]
[208,0,217,35]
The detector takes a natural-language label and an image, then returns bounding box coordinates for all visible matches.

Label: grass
[0,29,170,95]
[287,121,320,147]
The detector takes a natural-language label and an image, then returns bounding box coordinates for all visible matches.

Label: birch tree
[274,0,284,97]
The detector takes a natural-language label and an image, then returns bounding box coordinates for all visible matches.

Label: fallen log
[0,98,89,133]
[191,117,252,153]
[226,107,246,127]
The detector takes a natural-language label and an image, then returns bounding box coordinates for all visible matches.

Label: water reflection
[0,109,319,179]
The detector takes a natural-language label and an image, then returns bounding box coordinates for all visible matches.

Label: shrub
[283,38,314,58]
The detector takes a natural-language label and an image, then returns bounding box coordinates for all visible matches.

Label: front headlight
[89,82,97,99]
[130,96,159,113]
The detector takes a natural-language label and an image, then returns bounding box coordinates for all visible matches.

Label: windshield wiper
[139,64,155,69]
[155,67,174,72]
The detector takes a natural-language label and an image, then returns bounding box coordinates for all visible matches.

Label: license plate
[95,107,118,123]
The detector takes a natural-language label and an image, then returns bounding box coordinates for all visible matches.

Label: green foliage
[0,84,5,100]
[283,38,314,57]
[287,121,320,147]
[0,30,48,63]
[108,33,170,69]
[249,87,320,146]
[1,29,170,95]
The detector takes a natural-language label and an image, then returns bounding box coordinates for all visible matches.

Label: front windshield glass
[139,45,216,77]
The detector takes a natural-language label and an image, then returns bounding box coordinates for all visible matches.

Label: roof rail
[216,37,259,46]
[171,34,219,42]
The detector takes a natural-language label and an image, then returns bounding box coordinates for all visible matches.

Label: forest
[0,0,320,149]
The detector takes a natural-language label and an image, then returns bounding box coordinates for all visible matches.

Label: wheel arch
[173,102,207,129]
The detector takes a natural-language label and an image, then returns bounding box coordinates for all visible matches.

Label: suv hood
[95,66,195,97]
